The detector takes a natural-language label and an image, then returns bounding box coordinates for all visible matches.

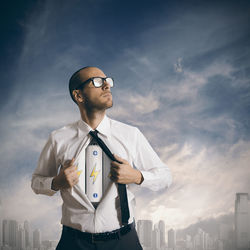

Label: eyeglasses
[75,77,114,89]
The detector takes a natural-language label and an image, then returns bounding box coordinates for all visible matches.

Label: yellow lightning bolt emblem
[90,164,100,184]
[76,165,82,176]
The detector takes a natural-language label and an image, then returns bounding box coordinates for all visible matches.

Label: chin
[95,100,113,110]
[105,101,113,109]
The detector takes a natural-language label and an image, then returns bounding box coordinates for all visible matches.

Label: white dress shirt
[31,115,172,233]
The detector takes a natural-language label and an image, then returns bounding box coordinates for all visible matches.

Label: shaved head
[69,66,106,103]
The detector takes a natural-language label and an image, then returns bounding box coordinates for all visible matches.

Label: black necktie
[89,130,130,225]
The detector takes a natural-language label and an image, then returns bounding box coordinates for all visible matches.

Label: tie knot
[89,130,98,137]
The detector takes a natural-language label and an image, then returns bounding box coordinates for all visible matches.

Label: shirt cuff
[138,169,172,191]
[138,170,151,188]
[44,177,58,196]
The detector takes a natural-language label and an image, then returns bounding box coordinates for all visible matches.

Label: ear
[72,90,84,103]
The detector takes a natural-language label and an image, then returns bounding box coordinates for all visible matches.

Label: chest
[56,135,133,195]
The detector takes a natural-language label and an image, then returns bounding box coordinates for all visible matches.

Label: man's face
[77,67,113,111]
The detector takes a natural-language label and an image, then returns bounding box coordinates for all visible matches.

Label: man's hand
[52,158,79,191]
[110,155,143,185]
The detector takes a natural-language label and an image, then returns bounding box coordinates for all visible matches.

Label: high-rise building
[207,235,216,250]
[185,234,193,250]
[42,240,58,249]
[193,228,205,250]
[235,193,250,249]
[30,229,34,250]
[204,232,210,250]
[24,220,30,248]
[2,220,9,247]
[215,239,224,250]
[9,220,18,248]
[158,220,166,247]
[17,225,25,250]
[152,225,160,250]
[137,220,153,248]
[33,229,41,249]
[168,228,176,248]
[2,220,18,248]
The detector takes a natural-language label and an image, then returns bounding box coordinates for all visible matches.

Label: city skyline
[1,215,232,250]
[1,192,249,250]
[0,219,57,250]
[136,193,250,249]
[0,191,243,240]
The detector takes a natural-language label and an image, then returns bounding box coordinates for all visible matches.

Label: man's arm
[133,128,172,191]
[110,128,172,191]
[110,154,144,185]
[31,134,59,196]
[31,134,81,195]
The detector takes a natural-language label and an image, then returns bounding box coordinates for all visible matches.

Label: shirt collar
[77,115,111,138]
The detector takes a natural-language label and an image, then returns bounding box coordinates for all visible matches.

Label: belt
[63,222,135,243]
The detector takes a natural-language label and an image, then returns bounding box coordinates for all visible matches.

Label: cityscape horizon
[1,192,249,250]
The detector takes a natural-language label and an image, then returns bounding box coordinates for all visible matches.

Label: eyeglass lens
[93,77,113,88]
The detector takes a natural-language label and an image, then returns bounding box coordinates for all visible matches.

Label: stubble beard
[84,97,113,112]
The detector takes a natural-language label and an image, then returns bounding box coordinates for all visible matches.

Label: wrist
[51,176,60,191]
[135,170,144,185]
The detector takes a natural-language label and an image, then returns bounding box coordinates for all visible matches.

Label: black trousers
[56,225,143,250]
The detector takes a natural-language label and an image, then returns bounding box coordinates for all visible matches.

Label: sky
[0,0,250,241]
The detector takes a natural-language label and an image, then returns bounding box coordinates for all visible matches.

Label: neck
[79,107,106,130]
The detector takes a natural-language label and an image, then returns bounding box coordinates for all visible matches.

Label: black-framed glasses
[75,77,114,89]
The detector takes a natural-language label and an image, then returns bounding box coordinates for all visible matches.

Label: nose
[102,80,111,90]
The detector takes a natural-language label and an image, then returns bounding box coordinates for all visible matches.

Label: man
[31,66,172,250]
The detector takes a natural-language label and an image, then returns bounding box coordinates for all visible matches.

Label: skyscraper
[186,234,193,250]
[168,228,176,248]
[152,225,160,250]
[2,220,9,247]
[17,225,25,250]
[193,228,205,250]
[158,220,166,247]
[24,220,30,248]
[204,232,209,250]
[9,220,18,248]
[33,228,41,249]
[235,193,250,249]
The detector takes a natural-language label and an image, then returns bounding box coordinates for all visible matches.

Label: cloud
[109,91,160,123]
[0,90,81,186]
[135,139,250,230]
[127,93,159,114]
